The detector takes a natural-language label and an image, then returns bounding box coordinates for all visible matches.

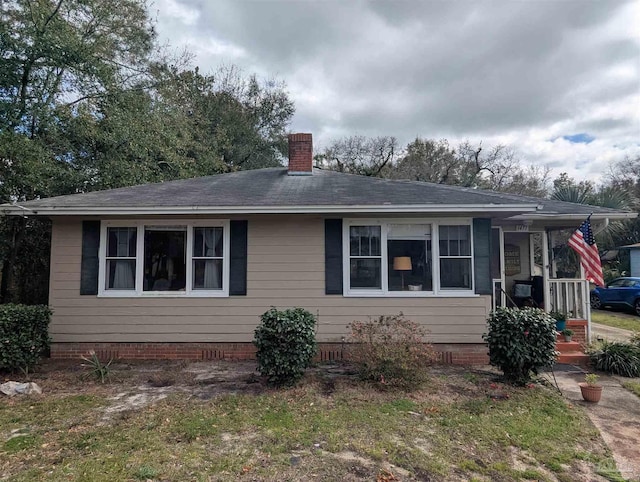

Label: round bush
[254,307,317,386]
[483,307,557,385]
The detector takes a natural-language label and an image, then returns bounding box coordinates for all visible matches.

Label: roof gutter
[0,203,542,216]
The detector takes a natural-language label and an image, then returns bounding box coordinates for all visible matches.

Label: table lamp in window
[393,256,412,290]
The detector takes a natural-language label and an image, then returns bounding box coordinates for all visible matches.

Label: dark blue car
[590,277,640,316]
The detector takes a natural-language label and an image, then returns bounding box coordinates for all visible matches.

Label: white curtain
[111,228,135,289]
[203,228,221,289]
[113,260,135,289]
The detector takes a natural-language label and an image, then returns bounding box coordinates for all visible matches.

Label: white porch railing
[548,278,590,320]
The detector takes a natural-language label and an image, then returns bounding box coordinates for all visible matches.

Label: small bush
[80,351,113,383]
[483,308,557,386]
[348,314,436,390]
[254,307,317,386]
[587,341,640,377]
[0,304,51,373]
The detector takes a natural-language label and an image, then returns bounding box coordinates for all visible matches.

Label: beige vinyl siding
[49,216,491,344]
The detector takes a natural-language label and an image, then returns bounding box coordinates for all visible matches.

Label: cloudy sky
[154,0,640,182]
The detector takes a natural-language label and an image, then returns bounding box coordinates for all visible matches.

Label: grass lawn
[0,361,622,481]
[591,310,640,332]
[623,381,640,399]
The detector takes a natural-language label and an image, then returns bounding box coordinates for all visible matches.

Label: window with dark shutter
[473,218,492,295]
[229,220,248,296]
[325,219,343,294]
[80,221,101,295]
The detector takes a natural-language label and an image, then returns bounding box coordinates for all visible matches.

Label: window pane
[144,229,186,291]
[350,258,381,289]
[458,225,471,256]
[388,239,432,291]
[107,227,136,257]
[193,259,223,290]
[440,258,472,289]
[106,259,135,290]
[388,224,431,238]
[350,226,381,256]
[440,225,471,256]
[439,226,450,256]
[193,227,223,257]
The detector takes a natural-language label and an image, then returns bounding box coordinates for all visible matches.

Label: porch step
[557,351,590,366]
[555,341,583,352]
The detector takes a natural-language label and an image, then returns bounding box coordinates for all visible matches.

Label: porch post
[542,229,550,313]
[548,230,557,278]
[580,263,592,342]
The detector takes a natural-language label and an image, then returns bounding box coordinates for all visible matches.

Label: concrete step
[555,341,584,352]
[557,351,590,365]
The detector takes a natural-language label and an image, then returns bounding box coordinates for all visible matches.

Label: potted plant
[561,328,574,342]
[550,311,567,332]
[579,373,603,403]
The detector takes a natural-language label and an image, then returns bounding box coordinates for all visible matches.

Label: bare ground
[1,360,622,481]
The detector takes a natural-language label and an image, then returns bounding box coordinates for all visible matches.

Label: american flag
[568,217,605,287]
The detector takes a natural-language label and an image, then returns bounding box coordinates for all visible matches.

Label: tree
[0,0,158,303]
[314,135,398,176]
[390,137,550,196]
[157,66,294,173]
[390,138,459,183]
[0,1,295,302]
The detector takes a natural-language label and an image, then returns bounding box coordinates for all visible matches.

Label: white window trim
[98,219,230,298]
[343,218,476,297]
[437,223,475,294]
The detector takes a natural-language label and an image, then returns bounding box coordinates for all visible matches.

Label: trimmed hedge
[483,307,558,385]
[0,304,51,373]
[254,307,317,386]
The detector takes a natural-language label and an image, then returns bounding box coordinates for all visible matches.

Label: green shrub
[483,308,557,386]
[254,307,317,386]
[0,304,51,373]
[587,341,640,377]
[348,314,437,390]
[80,351,113,383]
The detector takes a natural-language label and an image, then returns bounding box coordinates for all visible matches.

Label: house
[2,134,637,363]
[619,243,640,277]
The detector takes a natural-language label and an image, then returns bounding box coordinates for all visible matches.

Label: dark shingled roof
[3,167,632,217]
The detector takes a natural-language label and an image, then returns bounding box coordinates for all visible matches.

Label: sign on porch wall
[504,244,521,276]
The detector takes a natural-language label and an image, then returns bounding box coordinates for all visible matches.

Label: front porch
[490,223,595,365]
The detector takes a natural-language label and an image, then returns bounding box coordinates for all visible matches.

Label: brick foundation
[51,342,489,365]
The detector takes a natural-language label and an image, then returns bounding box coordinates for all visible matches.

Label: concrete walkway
[546,365,640,481]
[592,323,636,343]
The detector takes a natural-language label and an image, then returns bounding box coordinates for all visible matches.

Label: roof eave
[1,203,541,216]
[511,212,638,221]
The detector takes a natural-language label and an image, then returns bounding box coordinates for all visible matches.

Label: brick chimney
[288,133,313,175]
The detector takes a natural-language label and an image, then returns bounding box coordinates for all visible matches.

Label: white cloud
[154,0,640,184]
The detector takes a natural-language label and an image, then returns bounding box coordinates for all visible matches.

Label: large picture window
[100,221,229,297]
[344,220,474,296]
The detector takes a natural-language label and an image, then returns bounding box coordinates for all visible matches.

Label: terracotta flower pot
[579,383,603,403]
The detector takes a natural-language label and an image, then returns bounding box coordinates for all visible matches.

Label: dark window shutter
[229,220,248,296]
[325,219,343,294]
[80,221,101,295]
[473,218,492,295]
